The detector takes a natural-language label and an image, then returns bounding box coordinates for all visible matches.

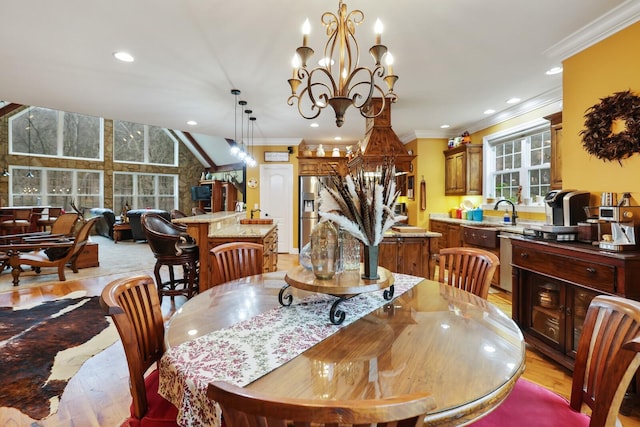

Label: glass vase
[339,228,361,271]
[299,242,313,270]
[310,221,338,280]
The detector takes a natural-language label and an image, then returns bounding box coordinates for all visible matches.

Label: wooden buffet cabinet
[511,237,640,370]
[444,144,483,196]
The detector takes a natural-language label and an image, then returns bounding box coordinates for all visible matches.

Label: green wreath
[580,90,640,162]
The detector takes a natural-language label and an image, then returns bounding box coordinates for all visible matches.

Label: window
[113,120,178,166]
[9,107,103,160]
[10,167,103,209]
[114,172,178,212]
[484,120,551,203]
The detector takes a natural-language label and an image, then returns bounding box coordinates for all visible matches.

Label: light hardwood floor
[1,254,639,426]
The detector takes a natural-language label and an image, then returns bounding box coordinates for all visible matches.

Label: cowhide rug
[0,293,118,420]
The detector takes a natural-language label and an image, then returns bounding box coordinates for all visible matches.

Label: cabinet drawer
[462,226,499,249]
[513,246,615,293]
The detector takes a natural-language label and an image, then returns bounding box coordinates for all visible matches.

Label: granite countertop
[173,211,244,224]
[429,214,544,235]
[384,230,442,238]
[208,223,276,238]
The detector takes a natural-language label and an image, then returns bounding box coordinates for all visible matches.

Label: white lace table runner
[159,273,423,427]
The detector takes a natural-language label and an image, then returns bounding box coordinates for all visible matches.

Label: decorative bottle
[316,144,325,157]
[310,220,338,279]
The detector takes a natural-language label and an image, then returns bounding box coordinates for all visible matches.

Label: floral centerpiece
[318,158,406,279]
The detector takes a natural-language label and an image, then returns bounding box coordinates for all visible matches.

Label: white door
[260,164,293,254]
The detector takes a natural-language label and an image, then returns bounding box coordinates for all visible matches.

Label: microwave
[394,203,406,216]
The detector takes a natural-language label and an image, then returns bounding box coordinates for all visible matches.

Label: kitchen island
[380,228,441,278]
[176,213,277,291]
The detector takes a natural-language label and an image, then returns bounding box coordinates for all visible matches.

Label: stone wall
[0,108,203,211]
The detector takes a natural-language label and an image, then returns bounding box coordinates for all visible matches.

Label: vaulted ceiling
[1,0,638,167]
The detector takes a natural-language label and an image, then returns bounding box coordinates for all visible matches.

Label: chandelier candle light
[287,0,398,127]
[319,159,405,279]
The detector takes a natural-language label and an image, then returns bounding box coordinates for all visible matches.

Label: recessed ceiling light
[334,136,342,141]
[506,97,520,104]
[440,124,450,129]
[483,109,496,115]
[113,51,135,62]
[545,66,563,75]
[310,123,319,128]
[187,120,197,126]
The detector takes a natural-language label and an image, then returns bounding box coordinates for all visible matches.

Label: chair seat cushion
[122,369,179,427]
[471,378,590,427]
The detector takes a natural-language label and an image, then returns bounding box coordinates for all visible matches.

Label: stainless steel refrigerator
[299,175,332,250]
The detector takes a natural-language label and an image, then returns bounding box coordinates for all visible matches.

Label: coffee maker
[544,190,591,226]
[598,206,640,251]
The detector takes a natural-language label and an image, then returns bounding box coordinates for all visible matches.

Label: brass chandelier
[287,0,398,128]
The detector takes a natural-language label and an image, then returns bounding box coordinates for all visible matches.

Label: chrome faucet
[250,208,261,219]
[494,199,518,225]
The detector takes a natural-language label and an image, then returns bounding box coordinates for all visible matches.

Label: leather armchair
[127,209,170,241]
[88,208,116,239]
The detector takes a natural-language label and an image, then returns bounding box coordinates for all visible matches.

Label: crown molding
[544,0,640,61]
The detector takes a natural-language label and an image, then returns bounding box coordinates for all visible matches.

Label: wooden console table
[113,222,132,243]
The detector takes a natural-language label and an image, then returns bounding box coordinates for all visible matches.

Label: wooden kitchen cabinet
[544,112,563,190]
[444,144,483,196]
[461,225,500,287]
[378,235,435,278]
[429,219,462,252]
[511,237,640,370]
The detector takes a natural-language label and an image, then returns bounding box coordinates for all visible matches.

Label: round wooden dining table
[161,269,525,427]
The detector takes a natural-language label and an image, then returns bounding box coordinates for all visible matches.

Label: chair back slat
[570,295,640,426]
[50,212,79,235]
[210,242,264,286]
[436,247,499,299]
[100,275,166,420]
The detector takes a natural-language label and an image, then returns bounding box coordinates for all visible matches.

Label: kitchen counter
[208,223,276,239]
[384,229,442,238]
[429,214,544,235]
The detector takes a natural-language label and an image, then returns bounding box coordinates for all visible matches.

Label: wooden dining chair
[434,247,499,299]
[208,380,435,427]
[36,207,63,231]
[471,295,640,427]
[209,242,264,286]
[0,208,32,235]
[99,274,179,427]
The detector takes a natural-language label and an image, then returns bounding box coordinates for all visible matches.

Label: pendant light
[230,89,241,156]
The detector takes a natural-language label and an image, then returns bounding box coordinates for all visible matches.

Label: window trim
[8,165,104,208]
[113,171,179,211]
[482,118,549,213]
[8,107,104,161]
[112,122,179,167]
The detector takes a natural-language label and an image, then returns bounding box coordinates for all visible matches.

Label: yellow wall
[563,21,640,203]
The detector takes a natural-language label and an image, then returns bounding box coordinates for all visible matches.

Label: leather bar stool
[141,213,199,302]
